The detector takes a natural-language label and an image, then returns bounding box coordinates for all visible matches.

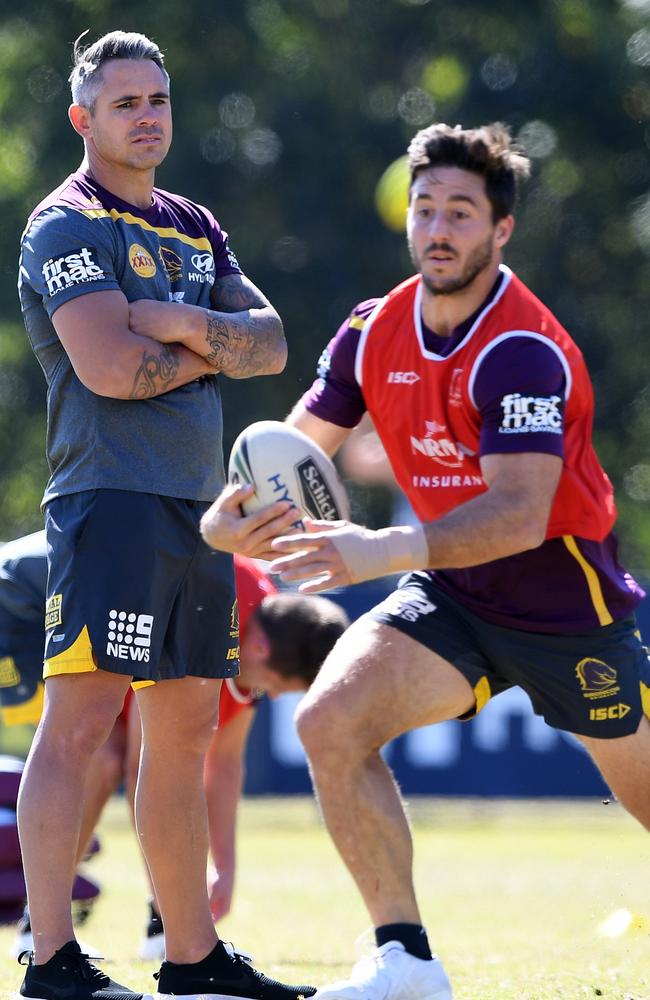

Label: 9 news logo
[106,609,154,663]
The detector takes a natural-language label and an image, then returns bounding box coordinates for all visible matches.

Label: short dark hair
[252,593,349,686]
[407,122,530,221]
[69,30,168,112]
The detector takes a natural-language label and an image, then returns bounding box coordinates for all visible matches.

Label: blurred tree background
[0,0,649,571]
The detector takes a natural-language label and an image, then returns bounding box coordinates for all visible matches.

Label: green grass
[0,796,648,999]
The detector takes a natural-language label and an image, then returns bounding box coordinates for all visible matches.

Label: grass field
[0,795,648,999]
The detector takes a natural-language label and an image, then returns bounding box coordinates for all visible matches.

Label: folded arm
[53,288,215,399]
[128,273,286,378]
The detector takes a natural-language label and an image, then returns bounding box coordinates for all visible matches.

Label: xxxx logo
[128,244,156,278]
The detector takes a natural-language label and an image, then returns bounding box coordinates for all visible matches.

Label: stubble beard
[410,233,496,296]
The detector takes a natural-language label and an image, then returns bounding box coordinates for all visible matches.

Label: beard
[409,233,495,296]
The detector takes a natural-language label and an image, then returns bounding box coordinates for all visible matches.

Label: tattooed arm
[52,289,215,400]
[206,272,286,377]
[128,273,287,378]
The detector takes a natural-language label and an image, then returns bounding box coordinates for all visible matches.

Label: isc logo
[387,371,420,384]
[589,702,631,721]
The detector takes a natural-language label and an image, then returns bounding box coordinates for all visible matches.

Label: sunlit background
[1,0,650,564]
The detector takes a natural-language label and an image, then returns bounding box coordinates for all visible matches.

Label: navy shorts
[44,490,239,683]
[371,572,650,739]
[0,618,44,725]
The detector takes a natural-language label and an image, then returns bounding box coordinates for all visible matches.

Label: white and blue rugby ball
[228,420,350,524]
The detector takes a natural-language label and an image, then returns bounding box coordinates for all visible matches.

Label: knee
[145,707,219,759]
[40,711,120,764]
[295,691,358,763]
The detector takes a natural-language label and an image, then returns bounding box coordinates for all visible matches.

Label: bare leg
[75,714,127,864]
[579,715,650,829]
[295,619,474,927]
[135,676,221,964]
[17,670,132,963]
[124,694,141,826]
[124,698,161,916]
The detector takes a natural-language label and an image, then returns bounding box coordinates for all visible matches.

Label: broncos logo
[229,599,240,640]
[159,245,183,283]
[575,657,619,698]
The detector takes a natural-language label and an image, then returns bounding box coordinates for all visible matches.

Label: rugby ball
[228,421,350,524]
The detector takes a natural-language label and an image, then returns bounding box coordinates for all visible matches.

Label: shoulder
[346,297,382,330]
[22,194,112,253]
[24,173,104,232]
[328,298,382,352]
[499,269,574,339]
[153,187,222,233]
[470,333,570,412]
[0,531,47,590]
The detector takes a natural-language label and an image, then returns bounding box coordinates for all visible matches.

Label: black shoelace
[19,948,110,987]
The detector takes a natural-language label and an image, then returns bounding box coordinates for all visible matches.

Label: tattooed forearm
[213,273,270,312]
[129,344,181,399]
[205,311,286,377]
[206,272,286,376]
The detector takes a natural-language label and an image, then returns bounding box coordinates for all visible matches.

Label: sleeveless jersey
[357,266,615,542]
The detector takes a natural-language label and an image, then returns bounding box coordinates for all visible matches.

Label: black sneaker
[153,940,316,1000]
[17,940,152,1000]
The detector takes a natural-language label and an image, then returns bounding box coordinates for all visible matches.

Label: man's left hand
[270,520,351,593]
[270,519,430,593]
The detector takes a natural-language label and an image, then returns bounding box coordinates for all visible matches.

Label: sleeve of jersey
[472,336,567,458]
[20,206,121,318]
[192,202,243,278]
[299,301,378,428]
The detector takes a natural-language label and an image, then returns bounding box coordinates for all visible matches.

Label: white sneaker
[315,941,452,1000]
[138,928,166,961]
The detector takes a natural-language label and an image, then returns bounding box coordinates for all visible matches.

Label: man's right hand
[200,482,302,560]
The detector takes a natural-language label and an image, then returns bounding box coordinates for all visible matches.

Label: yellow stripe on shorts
[641,682,650,719]
[0,683,44,727]
[44,625,96,677]
[473,675,492,713]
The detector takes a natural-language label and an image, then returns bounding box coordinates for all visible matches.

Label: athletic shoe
[15,939,153,999]
[11,910,98,962]
[138,903,165,962]
[153,939,316,1000]
[314,940,452,1000]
